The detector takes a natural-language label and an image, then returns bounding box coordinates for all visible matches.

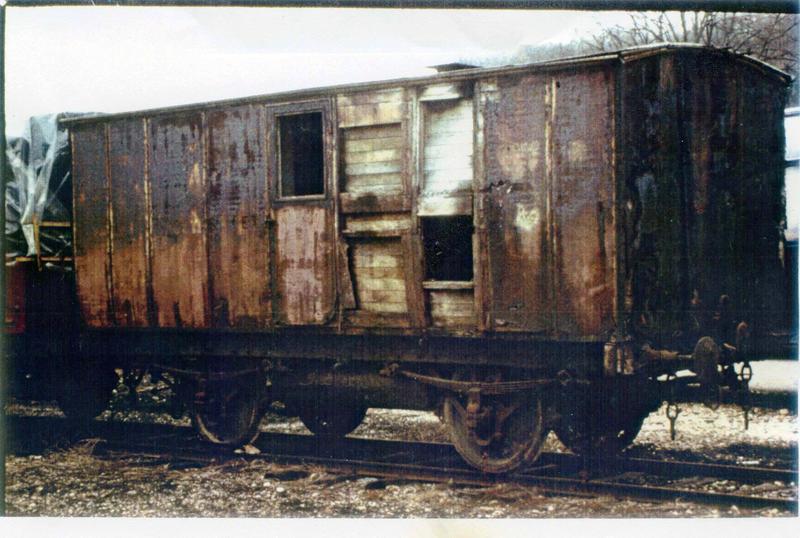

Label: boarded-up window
[350,238,408,314]
[342,123,403,195]
[279,112,324,197]
[423,99,473,195]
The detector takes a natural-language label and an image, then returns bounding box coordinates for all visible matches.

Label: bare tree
[461,12,797,102]
[583,12,798,76]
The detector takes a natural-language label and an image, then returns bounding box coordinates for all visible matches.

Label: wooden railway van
[63,45,789,473]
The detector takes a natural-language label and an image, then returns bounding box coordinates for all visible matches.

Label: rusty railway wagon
[54,45,789,473]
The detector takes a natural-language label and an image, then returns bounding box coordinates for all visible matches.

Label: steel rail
[7,414,798,513]
[96,438,798,513]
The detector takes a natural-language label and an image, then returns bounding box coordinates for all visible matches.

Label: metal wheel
[56,358,118,421]
[443,381,547,474]
[192,380,263,446]
[554,378,655,457]
[297,393,368,438]
[554,411,646,457]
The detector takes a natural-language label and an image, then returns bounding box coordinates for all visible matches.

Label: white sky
[4,6,629,136]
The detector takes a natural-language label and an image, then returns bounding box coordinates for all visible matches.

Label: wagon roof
[61,44,792,127]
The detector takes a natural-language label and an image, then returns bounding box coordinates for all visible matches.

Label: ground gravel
[4,386,798,518]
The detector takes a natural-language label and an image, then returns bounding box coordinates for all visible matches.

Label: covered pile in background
[4,113,89,260]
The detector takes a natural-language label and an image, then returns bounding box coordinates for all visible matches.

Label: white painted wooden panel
[423,99,473,195]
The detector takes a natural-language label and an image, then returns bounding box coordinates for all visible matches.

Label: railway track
[6,414,798,513]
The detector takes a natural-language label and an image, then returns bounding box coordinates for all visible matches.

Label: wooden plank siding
[66,47,788,347]
[341,124,404,195]
[147,114,210,328]
[72,124,113,327]
[351,238,409,315]
[429,289,476,328]
[551,67,616,337]
[483,74,552,334]
[206,105,271,329]
[107,119,149,327]
[422,99,474,197]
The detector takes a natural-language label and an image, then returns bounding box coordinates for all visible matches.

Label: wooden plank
[339,102,405,128]
[338,88,405,108]
[422,280,475,290]
[342,124,402,141]
[339,193,410,214]
[343,148,402,164]
[484,74,552,333]
[108,118,149,327]
[206,105,270,328]
[356,277,406,291]
[552,68,616,337]
[423,132,474,146]
[417,194,473,216]
[351,266,406,279]
[429,289,476,327]
[345,214,411,233]
[353,252,402,268]
[423,145,473,159]
[345,179,404,194]
[419,83,469,102]
[343,136,403,153]
[423,98,473,194]
[473,83,489,332]
[350,237,409,316]
[359,289,407,304]
[148,113,209,328]
[344,171,403,186]
[424,179,474,194]
[345,160,403,176]
[72,124,111,327]
[360,302,408,314]
[275,205,335,325]
[423,162,473,175]
[344,310,411,327]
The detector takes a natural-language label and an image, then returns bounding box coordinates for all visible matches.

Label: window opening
[422,216,474,281]
[278,112,324,197]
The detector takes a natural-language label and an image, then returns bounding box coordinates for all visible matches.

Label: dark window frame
[277,111,325,199]
[421,215,475,283]
[267,99,331,204]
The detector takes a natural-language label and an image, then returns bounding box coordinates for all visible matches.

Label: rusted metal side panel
[552,68,616,337]
[482,74,552,333]
[107,119,149,327]
[274,205,335,325]
[622,52,787,345]
[730,62,787,328]
[206,105,270,329]
[72,124,112,327]
[147,114,209,328]
[622,55,686,346]
[682,53,787,332]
